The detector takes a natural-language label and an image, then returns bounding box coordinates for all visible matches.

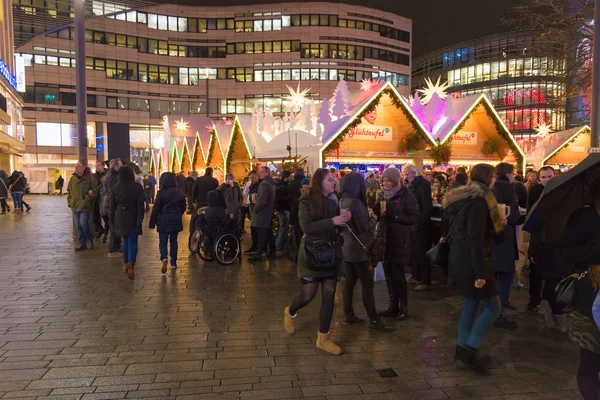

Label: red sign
[503,89,546,106]
[347,125,393,141]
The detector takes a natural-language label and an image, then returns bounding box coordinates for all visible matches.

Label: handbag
[345,224,380,268]
[303,231,340,271]
[283,226,298,263]
[426,202,468,268]
[555,271,587,308]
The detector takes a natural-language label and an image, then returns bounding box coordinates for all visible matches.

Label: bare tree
[505,0,593,124]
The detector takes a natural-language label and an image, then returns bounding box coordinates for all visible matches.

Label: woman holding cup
[282,168,351,355]
[374,167,420,320]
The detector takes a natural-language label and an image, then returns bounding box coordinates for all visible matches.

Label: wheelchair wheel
[198,234,215,262]
[188,229,202,253]
[214,233,240,265]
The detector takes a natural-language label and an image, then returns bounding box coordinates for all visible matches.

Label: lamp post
[591,1,600,147]
[75,0,88,164]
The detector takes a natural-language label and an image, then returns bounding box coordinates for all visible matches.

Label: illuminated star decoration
[204,123,214,133]
[417,76,450,104]
[534,122,553,138]
[161,116,169,131]
[360,78,374,92]
[224,119,233,126]
[284,83,311,111]
[174,118,190,133]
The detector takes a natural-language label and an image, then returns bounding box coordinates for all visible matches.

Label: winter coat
[203,190,229,228]
[8,171,26,193]
[251,175,276,229]
[374,185,420,265]
[514,181,527,210]
[191,174,219,206]
[527,183,544,212]
[100,169,119,216]
[109,166,145,237]
[149,173,187,234]
[339,172,375,263]
[490,176,520,273]
[409,176,433,230]
[176,174,187,194]
[288,170,305,202]
[0,171,8,199]
[297,193,341,279]
[56,176,64,188]
[248,180,260,205]
[275,180,291,211]
[67,168,98,212]
[443,182,498,299]
[217,182,242,218]
[185,177,195,198]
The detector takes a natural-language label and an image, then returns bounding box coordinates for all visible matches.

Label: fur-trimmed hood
[442,181,487,209]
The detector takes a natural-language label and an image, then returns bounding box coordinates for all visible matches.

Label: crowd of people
[0,170,32,214]
[62,158,600,398]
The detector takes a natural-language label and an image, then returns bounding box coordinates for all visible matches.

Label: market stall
[542,126,591,168]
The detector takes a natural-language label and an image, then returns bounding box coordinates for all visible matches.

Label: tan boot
[283,307,295,334]
[554,314,567,334]
[316,331,342,355]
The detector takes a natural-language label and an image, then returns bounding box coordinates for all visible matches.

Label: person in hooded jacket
[110,165,145,280]
[374,167,420,320]
[150,172,187,273]
[288,169,305,203]
[8,170,26,212]
[102,158,123,256]
[217,173,242,228]
[0,170,9,214]
[443,164,505,374]
[339,172,390,332]
[67,162,98,250]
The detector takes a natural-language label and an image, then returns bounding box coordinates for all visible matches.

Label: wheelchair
[188,207,242,265]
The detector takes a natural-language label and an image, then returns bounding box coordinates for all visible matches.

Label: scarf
[477,183,504,234]
[383,184,402,201]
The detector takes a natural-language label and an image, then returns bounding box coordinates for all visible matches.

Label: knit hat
[301,178,310,186]
[381,167,401,186]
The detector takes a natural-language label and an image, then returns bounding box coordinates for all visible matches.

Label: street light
[75,0,88,164]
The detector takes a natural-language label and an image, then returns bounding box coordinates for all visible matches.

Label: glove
[136,218,143,226]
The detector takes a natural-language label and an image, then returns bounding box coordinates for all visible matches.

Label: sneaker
[343,313,364,325]
[108,252,121,258]
[494,315,517,330]
[171,264,177,270]
[414,284,431,291]
[503,302,517,311]
[526,301,540,312]
[25,206,31,212]
[161,259,168,274]
[75,244,87,251]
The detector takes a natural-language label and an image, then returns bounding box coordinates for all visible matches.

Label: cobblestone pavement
[0,196,581,399]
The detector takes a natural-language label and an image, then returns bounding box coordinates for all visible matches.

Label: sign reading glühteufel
[347,125,393,141]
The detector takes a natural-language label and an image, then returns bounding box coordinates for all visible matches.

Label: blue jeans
[12,192,23,209]
[122,235,139,265]
[458,295,501,349]
[72,210,93,246]
[276,210,289,250]
[496,270,514,307]
[159,232,178,266]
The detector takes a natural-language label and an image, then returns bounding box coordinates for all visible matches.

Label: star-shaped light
[360,78,374,92]
[174,118,190,133]
[224,119,233,126]
[161,116,169,131]
[534,122,553,138]
[204,124,214,133]
[417,76,450,104]
[283,83,311,111]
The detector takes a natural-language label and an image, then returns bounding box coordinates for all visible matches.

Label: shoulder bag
[426,202,467,268]
[304,230,341,271]
[556,271,587,308]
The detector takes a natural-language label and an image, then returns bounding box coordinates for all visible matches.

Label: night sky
[167,0,522,57]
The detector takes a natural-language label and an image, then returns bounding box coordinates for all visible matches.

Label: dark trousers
[496,270,515,307]
[101,215,110,238]
[411,229,431,284]
[542,277,565,315]
[383,261,407,312]
[344,261,378,321]
[578,347,600,400]
[159,232,178,266]
[239,206,250,230]
[529,263,543,306]
[0,199,7,212]
[108,227,121,253]
[93,202,107,235]
[256,227,275,255]
[249,226,258,250]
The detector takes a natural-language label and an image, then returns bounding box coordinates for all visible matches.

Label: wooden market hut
[543,126,591,167]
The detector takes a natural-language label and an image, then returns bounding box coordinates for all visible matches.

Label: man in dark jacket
[526,166,555,311]
[191,167,219,208]
[404,165,433,291]
[149,172,187,272]
[93,160,107,238]
[67,162,98,251]
[102,158,123,257]
[275,170,292,251]
[491,163,520,329]
[288,169,305,203]
[249,167,276,261]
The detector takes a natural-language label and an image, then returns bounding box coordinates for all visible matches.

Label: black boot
[343,313,364,324]
[378,307,400,317]
[396,304,408,321]
[454,345,489,375]
[369,319,392,332]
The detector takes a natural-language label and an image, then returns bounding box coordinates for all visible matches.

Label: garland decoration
[398,131,423,154]
[205,128,217,166]
[482,138,500,156]
[430,138,452,165]
[321,87,432,163]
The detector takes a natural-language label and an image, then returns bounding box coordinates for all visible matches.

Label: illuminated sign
[0,59,17,91]
[347,125,393,141]
[453,131,478,145]
[15,56,25,93]
[503,89,546,106]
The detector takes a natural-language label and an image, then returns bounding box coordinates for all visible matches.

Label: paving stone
[43,365,127,379]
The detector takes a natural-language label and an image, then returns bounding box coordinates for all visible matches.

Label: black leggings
[344,261,378,321]
[578,347,600,400]
[289,278,337,334]
[0,199,7,211]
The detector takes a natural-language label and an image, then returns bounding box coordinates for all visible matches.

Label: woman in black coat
[0,170,9,213]
[443,164,505,374]
[149,172,187,273]
[404,165,434,291]
[374,167,420,320]
[110,165,145,280]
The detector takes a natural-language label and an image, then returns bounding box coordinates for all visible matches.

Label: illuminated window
[158,15,168,30]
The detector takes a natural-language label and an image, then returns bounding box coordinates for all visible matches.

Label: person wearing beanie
[365,171,380,192]
[374,167,420,321]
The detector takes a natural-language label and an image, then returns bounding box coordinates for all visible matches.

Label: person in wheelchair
[197,190,242,240]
